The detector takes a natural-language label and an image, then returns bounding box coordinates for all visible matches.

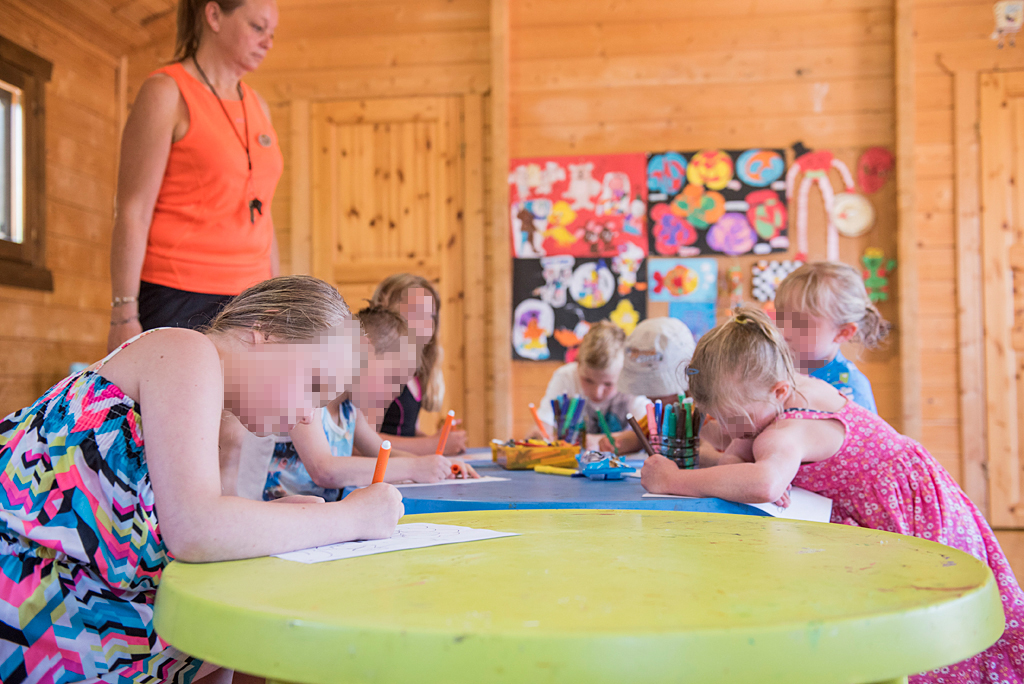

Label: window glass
[0,78,23,244]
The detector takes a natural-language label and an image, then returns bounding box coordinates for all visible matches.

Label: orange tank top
[142,62,283,295]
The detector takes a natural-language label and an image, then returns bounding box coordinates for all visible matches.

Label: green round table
[154,510,1004,684]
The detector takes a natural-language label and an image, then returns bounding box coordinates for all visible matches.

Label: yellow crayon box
[490,439,580,470]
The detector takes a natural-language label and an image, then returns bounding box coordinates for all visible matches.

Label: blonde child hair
[205,275,351,340]
[370,274,443,412]
[577,321,627,371]
[687,306,798,423]
[775,261,890,349]
[356,304,409,354]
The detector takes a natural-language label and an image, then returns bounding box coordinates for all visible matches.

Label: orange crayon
[528,403,551,442]
[372,440,392,484]
[435,410,456,455]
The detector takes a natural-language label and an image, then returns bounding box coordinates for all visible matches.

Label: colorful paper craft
[509,154,647,258]
[785,147,855,261]
[648,148,788,258]
[857,147,895,194]
[725,265,744,309]
[668,302,717,340]
[861,248,896,302]
[513,257,647,361]
[647,258,718,303]
[751,259,804,303]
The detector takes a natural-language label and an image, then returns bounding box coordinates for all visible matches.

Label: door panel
[982,71,1024,526]
[311,96,466,434]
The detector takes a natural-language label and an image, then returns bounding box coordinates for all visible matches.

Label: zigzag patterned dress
[0,333,205,684]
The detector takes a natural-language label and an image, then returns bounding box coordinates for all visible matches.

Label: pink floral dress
[783,399,1024,683]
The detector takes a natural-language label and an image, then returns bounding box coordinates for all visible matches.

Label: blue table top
[348,450,767,517]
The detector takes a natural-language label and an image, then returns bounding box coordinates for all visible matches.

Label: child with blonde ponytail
[775,261,889,413]
[642,306,1024,683]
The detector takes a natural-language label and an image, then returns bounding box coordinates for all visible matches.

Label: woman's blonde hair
[577,321,626,371]
[775,261,890,349]
[173,0,247,63]
[687,306,798,420]
[205,275,350,340]
[371,274,443,412]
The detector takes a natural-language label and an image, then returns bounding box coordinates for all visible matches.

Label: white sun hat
[618,317,697,398]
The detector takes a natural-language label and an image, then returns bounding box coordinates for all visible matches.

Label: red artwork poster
[509,153,648,260]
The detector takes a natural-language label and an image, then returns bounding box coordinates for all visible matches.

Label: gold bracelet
[111,295,138,307]
[110,314,139,326]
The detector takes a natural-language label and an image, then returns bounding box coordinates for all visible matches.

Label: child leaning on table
[640,306,1024,684]
[0,276,405,684]
[259,305,477,502]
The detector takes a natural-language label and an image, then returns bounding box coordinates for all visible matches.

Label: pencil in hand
[372,440,392,484]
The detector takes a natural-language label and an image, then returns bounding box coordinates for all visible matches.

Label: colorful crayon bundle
[551,393,587,446]
[639,396,701,469]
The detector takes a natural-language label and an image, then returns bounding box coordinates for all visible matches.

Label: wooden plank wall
[508,0,901,440]
[0,1,122,416]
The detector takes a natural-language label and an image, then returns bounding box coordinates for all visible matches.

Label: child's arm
[640,423,808,503]
[698,438,754,467]
[138,331,403,563]
[290,409,454,487]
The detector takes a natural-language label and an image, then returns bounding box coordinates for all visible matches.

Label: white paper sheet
[642,487,833,523]
[393,476,510,488]
[274,523,518,564]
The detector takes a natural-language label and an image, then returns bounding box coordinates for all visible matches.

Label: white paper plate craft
[569,260,616,309]
[512,298,555,360]
[831,192,876,238]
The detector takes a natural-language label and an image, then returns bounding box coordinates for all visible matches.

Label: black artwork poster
[511,256,647,362]
[646,148,789,257]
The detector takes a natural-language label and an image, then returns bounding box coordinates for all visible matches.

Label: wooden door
[981,71,1024,526]
[311,96,469,436]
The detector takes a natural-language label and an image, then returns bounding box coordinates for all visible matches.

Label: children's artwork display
[857,147,895,194]
[668,302,717,340]
[861,248,896,302]
[785,147,855,261]
[513,257,647,361]
[509,154,648,258]
[647,258,718,302]
[751,259,804,303]
[647,148,788,258]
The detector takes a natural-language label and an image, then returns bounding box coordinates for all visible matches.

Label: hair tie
[686,367,700,376]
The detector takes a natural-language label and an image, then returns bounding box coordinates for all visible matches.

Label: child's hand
[269,494,326,505]
[640,455,681,494]
[449,459,480,479]
[772,485,792,508]
[588,434,606,451]
[440,429,467,455]
[343,482,404,540]
[412,454,454,483]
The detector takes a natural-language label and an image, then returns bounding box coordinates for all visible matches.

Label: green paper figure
[861,247,896,302]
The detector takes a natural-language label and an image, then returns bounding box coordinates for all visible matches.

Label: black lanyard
[193,56,263,224]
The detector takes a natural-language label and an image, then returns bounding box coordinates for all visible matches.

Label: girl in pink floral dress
[641,306,1024,683]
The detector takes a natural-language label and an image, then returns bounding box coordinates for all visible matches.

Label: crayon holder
[490,440,580,470]
[650,434,700,470]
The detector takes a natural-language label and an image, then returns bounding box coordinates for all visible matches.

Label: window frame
[0,35,52,292]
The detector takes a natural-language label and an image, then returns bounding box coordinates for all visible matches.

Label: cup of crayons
[547,393,587,445]
[628,396,701,470]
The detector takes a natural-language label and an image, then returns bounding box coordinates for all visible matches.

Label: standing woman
[108,0,283,351]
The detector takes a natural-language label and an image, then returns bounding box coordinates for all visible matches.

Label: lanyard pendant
[249,198,263,224]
